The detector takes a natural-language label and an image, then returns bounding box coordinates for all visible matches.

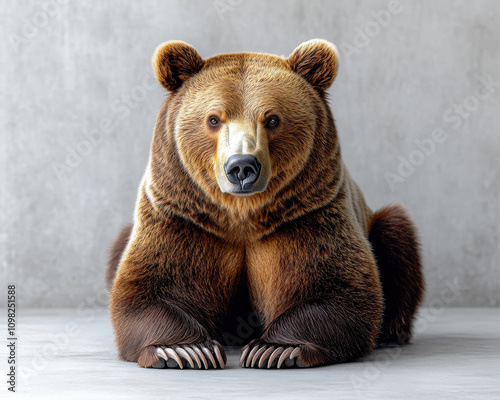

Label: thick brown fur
[152,41,205,92]
[106,223,132,290]
[288,39,339,94]
[369,204,424,344]
[108,39,424,369]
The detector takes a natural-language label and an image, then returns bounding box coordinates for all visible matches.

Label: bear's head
[149,40,340,227]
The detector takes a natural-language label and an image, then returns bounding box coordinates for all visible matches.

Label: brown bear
[107,39,424,369]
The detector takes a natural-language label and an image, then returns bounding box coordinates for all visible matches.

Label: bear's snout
[223,154,261,191]
[215,121,271,197]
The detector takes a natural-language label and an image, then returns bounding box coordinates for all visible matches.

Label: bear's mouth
[230,189,259,196]
[218,180,268,197]
[222,181,268,196]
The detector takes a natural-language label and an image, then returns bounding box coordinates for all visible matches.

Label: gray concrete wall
[1,0,499,307]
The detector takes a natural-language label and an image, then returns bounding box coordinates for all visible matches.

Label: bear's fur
[107,39,424,369]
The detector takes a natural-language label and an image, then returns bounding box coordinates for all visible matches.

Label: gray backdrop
[1,0,499,308]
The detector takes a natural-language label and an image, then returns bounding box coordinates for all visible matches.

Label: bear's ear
[287,39,339,92]
[152,41,205,92]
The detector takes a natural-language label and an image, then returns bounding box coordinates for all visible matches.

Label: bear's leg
[368,204,424,344]
[242,224,384,368]
[110,216,244,369]
[111,284,226,369]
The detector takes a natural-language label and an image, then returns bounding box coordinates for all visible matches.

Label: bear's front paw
[139,340,226,369]
[239,339,307,369]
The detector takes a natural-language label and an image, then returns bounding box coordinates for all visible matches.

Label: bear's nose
[223,154,261,190]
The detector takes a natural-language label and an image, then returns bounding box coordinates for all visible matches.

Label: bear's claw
[155,341,225,369]
[239,340,306,368]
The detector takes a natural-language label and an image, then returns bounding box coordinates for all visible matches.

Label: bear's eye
[208,116,220,127]
[266,115,280,129]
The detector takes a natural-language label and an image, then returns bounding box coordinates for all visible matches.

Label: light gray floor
[4,308,500,399]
